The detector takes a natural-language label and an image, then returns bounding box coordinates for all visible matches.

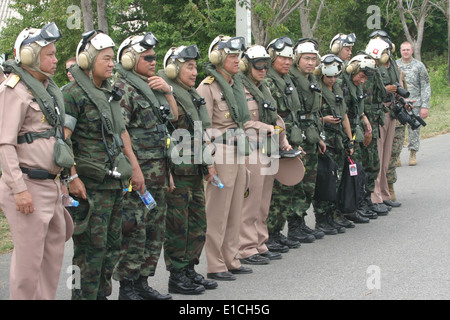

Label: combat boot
[344,210,370,223]
[134,276,172,300]
[185,266,218,290]
[333,210,355,228]
[409,150,417,166]
[314,212,337,235]
[300,214,325,239]
[266,234,290,253]
[273,231,301,248]
[327,211,345,233]
[287,215,315,243]
[119,280,143,300]
[168,270,205,295]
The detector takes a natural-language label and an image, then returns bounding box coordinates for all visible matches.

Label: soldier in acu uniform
[63,30,133,300]
[112,33,177,300]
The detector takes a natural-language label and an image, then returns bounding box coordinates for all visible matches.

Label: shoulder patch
[204,76,215,85]
[5,74,20,88]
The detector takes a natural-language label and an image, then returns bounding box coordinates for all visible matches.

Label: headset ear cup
[20,46,35,67]
[380,53,389,64]
[239,58,248,73]
[346,63,355,75]
[121,52,135,71]
[165,63,178,80]
[313,66,321,77]
[391,43,396,53]
[209,50,222,66]
[78,52,91,70]
[331,42,341,55]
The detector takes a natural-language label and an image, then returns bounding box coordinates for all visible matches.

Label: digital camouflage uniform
[63,66,126,300]
[396,58,431,152]
[112,72,171,283]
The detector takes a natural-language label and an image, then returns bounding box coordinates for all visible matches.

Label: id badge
[349,163,358,176]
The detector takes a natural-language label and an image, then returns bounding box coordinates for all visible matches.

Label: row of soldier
[0,22,420,300]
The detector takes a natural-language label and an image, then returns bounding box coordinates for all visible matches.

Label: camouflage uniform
[396,58,431,152]
[63,77,125,300]
[264,67,302,236]
[112,76,170,283]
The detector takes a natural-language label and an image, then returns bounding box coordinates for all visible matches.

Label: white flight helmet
[329,33,356,54]
[293,38,320,66]
[76,30,115,71]
[117,32,159,71]
[346,54,377,76]
[267,36,294,62]
[208,35,245,66]
[319,54,344,77]
[163,44,200,80]
[14,22,62,77]
[239,44,270,74]
[365,38,391,64]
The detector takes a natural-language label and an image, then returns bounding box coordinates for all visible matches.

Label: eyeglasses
[142,54,157,62]
[22,22,62,45]
[218,36,246,52]
[301,56,318,62]
[270,36,294,51]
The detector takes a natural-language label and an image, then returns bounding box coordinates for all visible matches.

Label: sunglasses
[142,54,157,62]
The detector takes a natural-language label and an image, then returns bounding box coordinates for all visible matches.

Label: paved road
[1,133,449,301]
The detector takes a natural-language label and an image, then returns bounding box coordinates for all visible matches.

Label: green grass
[0,211,13,254]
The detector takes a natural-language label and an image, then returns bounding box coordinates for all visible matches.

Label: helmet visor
[369,30,389,39]
[22,22,62,45]
[141,32,159,49]
[218,36,246,52]
[177,45,201,60]
[322,55,343,65]
[271,36,294,51]
[343,33,356,46]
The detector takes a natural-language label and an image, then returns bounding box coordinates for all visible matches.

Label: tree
[396,0,434,61]
[299,0,326,38]
[429,0,450,83]
[80,0,109,33]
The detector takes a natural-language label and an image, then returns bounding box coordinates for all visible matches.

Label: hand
[363,131,372,146]
[205,166,217,185]
[386,84,397,93]
[281,144,293,151]
[14,190,34,214]
[420,108,429,119]
[318,140,326,155]
[166,173,175,193]
[148,76,171,93]
[68,177,87,200]
[323,115,341,124]
[131,167,146,194]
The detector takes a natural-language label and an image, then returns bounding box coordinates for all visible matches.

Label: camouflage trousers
[71,188,123,300]
[164,174,206,271]
[387,124,406,184]
[359,136,380,194]
[112,186,167,282]
[267,142,318,233]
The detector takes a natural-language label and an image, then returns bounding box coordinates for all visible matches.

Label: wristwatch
[164,86,173,95]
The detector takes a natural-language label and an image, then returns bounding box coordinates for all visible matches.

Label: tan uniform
[197,77,248,273]
[239,87,289,259]
[0,75,72,300]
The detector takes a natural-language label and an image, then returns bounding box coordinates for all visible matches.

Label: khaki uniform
[0,76,71,299]
[197,77,247,274]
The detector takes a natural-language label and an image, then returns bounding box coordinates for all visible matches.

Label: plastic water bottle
[137,189,157,210]
[211,174,224,189]
[62,194,79,207]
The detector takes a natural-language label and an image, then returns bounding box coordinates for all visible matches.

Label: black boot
[134,276,172,300]
[266,234,290,252]
[273,231,301,248]
[119,280,143,300]
[287,215,315,243]
[344,210,370,223]
[315,212,337,235]
[300,215,325,239]
[333,210,355,228]
[327,211,346,233]
[168,270,205,295]
[185,266,218,290]
[359,199,378,219]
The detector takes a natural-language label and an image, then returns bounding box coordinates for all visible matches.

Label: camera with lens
[263,100,276,111]
[335,95,343,104]
[392,82,410,99]
[310,83,321,93]
[159,104,171,122]
[285,82,294,95]
[392,97,426,130]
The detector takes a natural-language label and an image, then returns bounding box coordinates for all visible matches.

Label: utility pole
[236,0,252,46]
